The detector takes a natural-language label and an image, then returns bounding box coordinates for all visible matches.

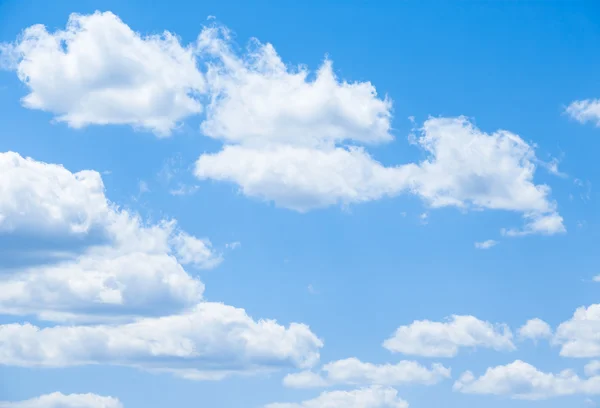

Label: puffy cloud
[474,240,497,249]
[192,25,564,234]
[383,315,515,357]
[283,358,450,388]
[518,318,552,342]
[197,26,392,148]
[264,386,408,408]
[566,99,600,127]
[0,151,221,321]
[0,392,122,408]
[554,304,600,358]
[0,302,322,377]
[454,360,600,400]
[1,11,204,136]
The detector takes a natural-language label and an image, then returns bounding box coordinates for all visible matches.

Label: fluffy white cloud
[192,25,564,234]
[566,99,600,127]
[554,304,600,358]
[197,26,392,148]
[518,318,552,341]
[0,302,322,377]
[283,358,450,388]
[474,240,497,249]
[383,315,515,357]
[0,151,221,321]
[454,360,600,400]
[265,386,408,408]
[1,12,204,136]
[0,392,122,408]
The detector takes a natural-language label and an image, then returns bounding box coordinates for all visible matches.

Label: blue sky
[0,1,600,407]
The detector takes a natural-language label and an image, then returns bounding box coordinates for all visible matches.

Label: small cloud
[102,170,112,175]
[139,180,150,194]
[170,184,199,196]
[475,240,498,250]
[307,284,318,295]
[225,241,241,250]
[419,212,428,225]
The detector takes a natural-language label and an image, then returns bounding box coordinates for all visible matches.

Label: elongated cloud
[283,358,450,388]
[0,392,122,408]
[454,360,600,400]
[383,315,515,357]
[265,386,408,408]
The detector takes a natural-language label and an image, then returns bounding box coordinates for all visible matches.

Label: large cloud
[0,152,220,322]
[0,302,322,378]
[193,27,563,234]
[283,358,450,388]
[0,392,122,408]
[382,315,515,358]
[264,386,408,408]
[454,360,600,400]
[1,12,204,136]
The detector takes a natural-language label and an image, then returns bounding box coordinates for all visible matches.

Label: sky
[0,0,600,407]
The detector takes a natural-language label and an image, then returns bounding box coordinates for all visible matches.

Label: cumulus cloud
[0,152,221,321]
[1,12,564,235]
[264,386,408,408]
[0,392,122,408]
[566,99,600,127]
[283,358,450,388]
[518,318,552,342]
[1,11,204,136]
[0,302,322,377]
[454,360,600,400]
[554,304,600,358]
[195,46,563,233]
[382,315,515,357]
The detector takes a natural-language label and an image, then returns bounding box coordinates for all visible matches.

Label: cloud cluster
[0,152,322,379]
[0,14,565,234]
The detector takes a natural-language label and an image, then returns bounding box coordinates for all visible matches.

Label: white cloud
[566,99,600,127]
[194,26,564,233]
[283,358,450,388]
[383,315,515,357]
[518,318,552,342]
[475,240,497,249]
[0,392,122,408]
[197,26,392,148]
[554,304,600,358]
[196,145,414,211]
[454,360,600,400]
[0,302,322,377]
[0,152,221,321]
[1,11,204,136]
[265,386,408,408]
